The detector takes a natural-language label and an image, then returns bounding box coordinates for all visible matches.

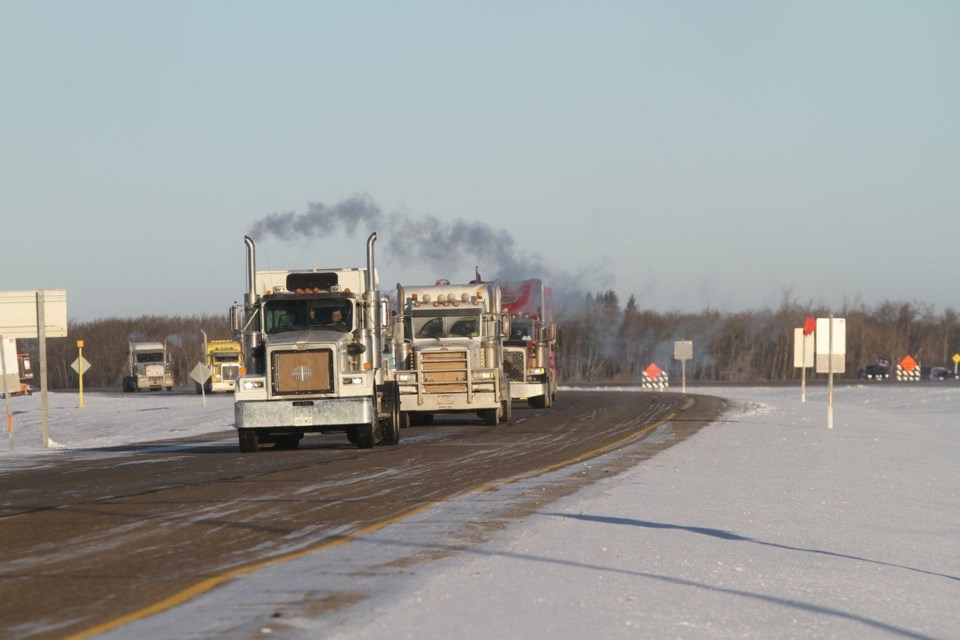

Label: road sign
[793,328,815,368]
[673,341,693,361]
[899,355,918,372]
[190,363,212,385]
[0,290,68,338]
[803,317,816,335]
[70,357,92,374]
[815,317,846,373]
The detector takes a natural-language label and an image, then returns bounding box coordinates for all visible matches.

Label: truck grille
[421,350,468,393]
[220,364,241,382]
[272,349,334,395]
[503,349,525,381]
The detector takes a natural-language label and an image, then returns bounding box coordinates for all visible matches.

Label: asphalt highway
[0,390,724,639]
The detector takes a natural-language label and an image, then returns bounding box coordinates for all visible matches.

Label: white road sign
[190,363,212,385]
[71,357,92,374]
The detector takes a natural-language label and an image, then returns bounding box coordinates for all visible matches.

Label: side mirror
[500,314,512,340]
[347,343,367,356]
[546,323,557,342]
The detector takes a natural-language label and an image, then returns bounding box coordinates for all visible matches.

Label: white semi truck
[391,279,511,426]
[231,232,400,452]
[123,341,174,392]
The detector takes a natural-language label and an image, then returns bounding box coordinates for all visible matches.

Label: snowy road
[0,389,722,639]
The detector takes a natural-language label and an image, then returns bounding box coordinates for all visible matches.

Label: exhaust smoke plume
[247,194,608,313]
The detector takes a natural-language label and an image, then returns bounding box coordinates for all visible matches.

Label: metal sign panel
[0,290,68,338]
[815,317,846,355]
[793,328,815,368]
[190,363,212,384]
[71,357,92,374]
[673,340,693,361]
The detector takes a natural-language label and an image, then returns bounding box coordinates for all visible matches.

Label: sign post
[1,289,68,448]
[953,353,960,379]
[1,335,12,450]
[816,316,846,429]
[673,340,693,393]
[70,342,92,410]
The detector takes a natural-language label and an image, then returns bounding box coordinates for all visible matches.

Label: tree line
[12,294,960,390]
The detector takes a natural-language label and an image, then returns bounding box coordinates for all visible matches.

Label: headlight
[475,370,494,380]
[240,378,265,391]
[396,372,415,383]
[342,376,364,385]
[527,367,546,376]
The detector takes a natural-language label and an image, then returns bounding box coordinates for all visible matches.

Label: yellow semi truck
[197,337,244,394]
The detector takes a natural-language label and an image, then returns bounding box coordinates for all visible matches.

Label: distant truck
[1,337,33,397]
[231,232,400,451]
[196,336,243,394]
[501,279,558,408]
[123,341,174,392]
[391,279,512,426]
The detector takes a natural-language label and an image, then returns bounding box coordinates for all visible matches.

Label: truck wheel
[380,385,401,446]
[529,395,546,409]
[355,423,376,449]
[481,408,499,426]
[238,430,259,453]
[501,398,513,423]
[381,413,400,446]
[399,412,411,429]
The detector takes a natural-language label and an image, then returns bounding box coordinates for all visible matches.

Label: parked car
[858,364,890,380]
[928,367,954,380]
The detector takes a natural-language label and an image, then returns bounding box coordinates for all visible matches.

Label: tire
[380,384,401,446]
[501,398,512,423]
[481,408,499,426]
[355,423,376,449]
[529,395,546,409]
[399,412,411,429]
[238,429,259,453]
[195,382,203,395]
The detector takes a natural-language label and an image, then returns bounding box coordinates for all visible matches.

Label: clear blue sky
[3,1,958,322]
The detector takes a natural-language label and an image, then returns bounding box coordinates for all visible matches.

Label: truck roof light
[422,294,431,303]
[411,293,418,301]
[476,291,483,299]
[461,293,469,302]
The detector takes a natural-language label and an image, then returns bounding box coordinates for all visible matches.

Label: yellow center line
[69,405,683,639]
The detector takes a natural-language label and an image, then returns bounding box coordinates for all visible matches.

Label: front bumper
[235,396,374,431]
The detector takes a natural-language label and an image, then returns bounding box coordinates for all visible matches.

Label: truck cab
[501,279,558,408]
[392,280,511,426]
[232,233,400,452]
[123,341,174,392]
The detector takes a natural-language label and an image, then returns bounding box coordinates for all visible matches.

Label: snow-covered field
[2,385,958,639]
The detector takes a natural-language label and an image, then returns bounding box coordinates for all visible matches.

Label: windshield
[408,314,481,340]
[135,353,164,363]
[263,299,354,334]
[507,319,534,342]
